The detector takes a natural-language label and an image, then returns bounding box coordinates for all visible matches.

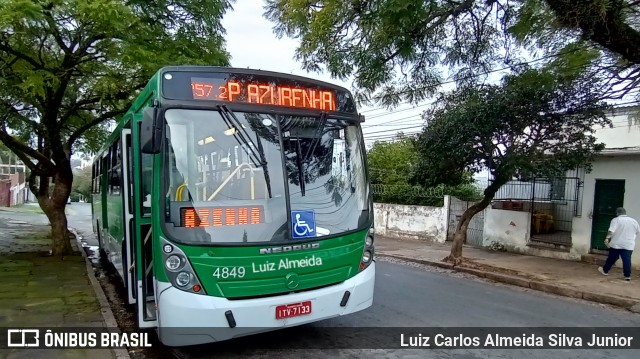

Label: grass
[0,203,44,214]
[0,202,78,215]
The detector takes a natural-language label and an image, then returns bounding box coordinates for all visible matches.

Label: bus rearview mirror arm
[141,101,162,154]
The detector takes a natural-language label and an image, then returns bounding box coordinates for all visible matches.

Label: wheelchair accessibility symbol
[292,210,316,239]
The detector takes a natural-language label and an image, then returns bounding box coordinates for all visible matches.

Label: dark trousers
[603,248,633,278]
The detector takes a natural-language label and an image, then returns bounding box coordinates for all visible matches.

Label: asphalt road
[66,202,96,246]
[63,203,640,359]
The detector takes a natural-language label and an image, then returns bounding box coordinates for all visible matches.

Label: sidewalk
[376,235,640,313]
[0,205,126,358]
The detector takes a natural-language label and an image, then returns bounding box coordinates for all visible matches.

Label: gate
[447,196,484,247]
[528,177,580,246]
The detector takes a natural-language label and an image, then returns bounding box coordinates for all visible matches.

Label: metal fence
[447,196,485,247]
[370,183,447,207]
[492,176,583,246]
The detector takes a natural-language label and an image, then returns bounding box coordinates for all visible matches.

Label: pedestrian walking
[598,207,639,281]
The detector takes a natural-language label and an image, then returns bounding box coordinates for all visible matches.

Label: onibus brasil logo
[6,329,152,348]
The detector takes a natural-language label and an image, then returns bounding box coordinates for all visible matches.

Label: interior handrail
[207,162,255,201]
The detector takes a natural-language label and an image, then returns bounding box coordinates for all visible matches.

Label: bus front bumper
[156,261,376,346]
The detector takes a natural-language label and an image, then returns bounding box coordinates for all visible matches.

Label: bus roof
[155,65,353,94]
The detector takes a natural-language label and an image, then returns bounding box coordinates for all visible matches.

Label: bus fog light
[176,272,191,287]
[362,250,372,263]
[166,255,182,271]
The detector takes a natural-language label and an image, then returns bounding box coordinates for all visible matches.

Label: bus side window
[141,153,153,214]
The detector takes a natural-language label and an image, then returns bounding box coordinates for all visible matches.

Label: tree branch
[0,129,56,174]
[59,86,136,126]
[545,0,640,65]
[0,100,44,133]
[0,42,45,69]
[67,109,126,147]
[41,5,70,54]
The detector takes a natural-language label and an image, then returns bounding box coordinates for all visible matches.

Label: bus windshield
[162,108,369,244]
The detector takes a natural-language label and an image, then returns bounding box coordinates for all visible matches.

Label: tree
[411,68,610,264]
[368,133,417,187]
[368,133,482,206]
[264,1,640,106]
[0,0,231,255]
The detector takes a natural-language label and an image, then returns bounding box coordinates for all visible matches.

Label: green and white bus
[91,66,375,346]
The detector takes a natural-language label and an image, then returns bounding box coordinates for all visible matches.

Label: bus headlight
[359,227,375,272]
[176,272,191,287]
[365,235,373,247]
[362,250,372,263]
[165,255,182,271]
[161,238,206,295]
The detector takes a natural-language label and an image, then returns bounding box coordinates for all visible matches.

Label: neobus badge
[260,243,320,255]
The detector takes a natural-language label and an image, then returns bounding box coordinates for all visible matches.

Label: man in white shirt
[598,207,639,281]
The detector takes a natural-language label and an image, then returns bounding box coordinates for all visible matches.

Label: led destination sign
[180,206,264,228]
[161,70,357,113]
[191,79,336,111]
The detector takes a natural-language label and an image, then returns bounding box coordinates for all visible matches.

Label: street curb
[70,228,132,359]
[379,253,640,313]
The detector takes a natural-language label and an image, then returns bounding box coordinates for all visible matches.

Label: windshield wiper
[217,105,263,167]
[302,111,328,164]
[216,105,273,198]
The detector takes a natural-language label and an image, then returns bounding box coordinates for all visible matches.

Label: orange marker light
[193,285,201,292]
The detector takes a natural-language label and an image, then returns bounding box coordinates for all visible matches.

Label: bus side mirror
[141,106,161,154]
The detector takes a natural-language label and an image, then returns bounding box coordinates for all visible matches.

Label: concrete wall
[483,206,585,261]
[374,198,449,243]
[572,154,640,269]
[483,207,530,250]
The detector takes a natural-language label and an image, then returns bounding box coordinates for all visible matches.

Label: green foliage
[0,0,231,188]
[0,0,232,254]
[264,0,640,107]
[412,67,611,192]
[367,134,417,186]
[71,165,91,202]
[0,0,231,158]
[264,0,514,108]
[367,133,482,206]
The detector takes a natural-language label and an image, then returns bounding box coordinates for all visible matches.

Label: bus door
[132,114,158,328]
[121,128,137,305]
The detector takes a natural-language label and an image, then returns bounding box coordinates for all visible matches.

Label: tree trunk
[35,165,74,256]
[443,178,508,265]
[44,199,72,256]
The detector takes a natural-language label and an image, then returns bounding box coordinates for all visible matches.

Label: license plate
[275,301,312,319]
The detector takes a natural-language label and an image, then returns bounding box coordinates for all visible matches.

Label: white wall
[483,207,530,250]
[572,154,640,269]
[483,206,585,261]
[374,198,449,243]
[594,107,640,148]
